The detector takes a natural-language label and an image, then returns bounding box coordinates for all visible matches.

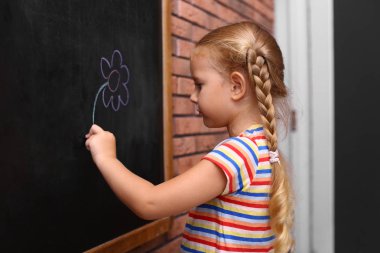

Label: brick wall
[132,1,274,252]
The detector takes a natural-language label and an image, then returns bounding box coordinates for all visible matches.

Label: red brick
[171,0,179,14]
[172,57,191,76]
[174,153,205,175]
[269,0,274,9]
[241,0,255,9]
[173,133,226,156]
[173,38,195,58]
[176,77,194,95]
[254,1,274,21]
[173,136,196,156]
[251,11,272,32]
[200,134,219,152]
[191,25,209,42]
[171,16,192,39]
[209,15,228,30]
[172,76,178,95]
[260,0,274,10]
[218,0,256,20]
[195,133,227,152]
[191,0,218,16]
[173,96,194,115]
[168,214,188,239]
[174,117,226,135]
[242,0,274,21]
[176,1,211,29]
[171,37,177,56]
[151,237,183,253]
[216,3,243,23]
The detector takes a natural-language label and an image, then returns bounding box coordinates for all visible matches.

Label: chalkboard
[0,1,171,252]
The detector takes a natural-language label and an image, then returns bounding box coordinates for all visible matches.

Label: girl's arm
[85,124,226,220]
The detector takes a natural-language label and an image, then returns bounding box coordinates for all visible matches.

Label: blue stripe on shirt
[181,245,205,253]
[198,204,269,220]
[212,149,243,189]
[256,169,272,174]
[231,137,259,165]
[186,224,275,242]
[245,127,264,134]
[237,191,269,197]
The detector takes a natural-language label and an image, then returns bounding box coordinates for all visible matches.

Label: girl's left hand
[85,124,117,165]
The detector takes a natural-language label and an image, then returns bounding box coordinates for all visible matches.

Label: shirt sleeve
[202,136,260,195]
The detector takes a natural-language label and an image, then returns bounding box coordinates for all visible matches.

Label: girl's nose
[190,91,198,104]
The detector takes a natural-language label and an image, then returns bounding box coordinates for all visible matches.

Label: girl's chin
[202,118,222,128]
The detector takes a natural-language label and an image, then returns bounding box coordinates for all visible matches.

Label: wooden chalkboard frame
[85,0,173,252]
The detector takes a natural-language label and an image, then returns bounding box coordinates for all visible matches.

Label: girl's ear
[229,71,248,100]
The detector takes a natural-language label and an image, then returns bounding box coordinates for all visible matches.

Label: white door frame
[274,0,334,252]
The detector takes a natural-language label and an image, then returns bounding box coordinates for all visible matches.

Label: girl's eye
[195,83,203,90]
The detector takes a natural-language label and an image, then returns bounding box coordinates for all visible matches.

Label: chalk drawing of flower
[100,50,130,111]
[92,50,130,124]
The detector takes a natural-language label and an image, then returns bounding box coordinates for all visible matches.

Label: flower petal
[120,65,130,85]
[111,99,121,111]
[102,86,113,108]
[111,50,123,68]
[100,57,111,79]
[118,84,129,106]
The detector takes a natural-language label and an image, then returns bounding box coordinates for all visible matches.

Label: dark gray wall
[334,1,380,252]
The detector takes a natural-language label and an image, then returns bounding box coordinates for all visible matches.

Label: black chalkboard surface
[0,1,165,252]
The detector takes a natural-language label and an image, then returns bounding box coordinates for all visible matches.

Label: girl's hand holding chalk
[85,124,116,165]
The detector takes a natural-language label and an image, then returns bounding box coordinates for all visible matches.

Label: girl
[85,22,294,253]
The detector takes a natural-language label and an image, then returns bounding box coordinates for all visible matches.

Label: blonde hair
[195,22,294,252]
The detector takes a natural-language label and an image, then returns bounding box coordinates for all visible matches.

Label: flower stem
[92,82,108,125]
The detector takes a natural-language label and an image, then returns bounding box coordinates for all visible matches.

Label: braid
[247,48,294,253]
[247,48,277,150]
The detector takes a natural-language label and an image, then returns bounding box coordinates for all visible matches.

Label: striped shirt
[181,124,274,253]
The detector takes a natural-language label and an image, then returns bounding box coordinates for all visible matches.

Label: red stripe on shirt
[203,156,234,193]
[219,196,269,208]
[251,181,272,186]
[259,156,270,162]
[223,142,254,182]
[252,136,266,141]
